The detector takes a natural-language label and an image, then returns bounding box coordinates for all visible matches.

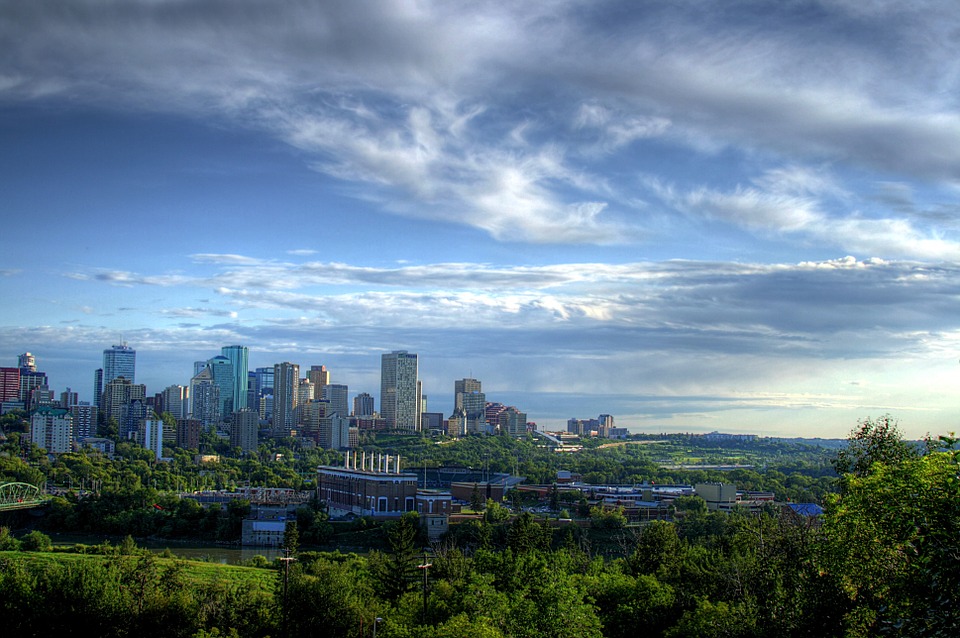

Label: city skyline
[4,3,960,438]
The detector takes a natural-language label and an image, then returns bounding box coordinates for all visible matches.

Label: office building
[454,378,482,409]
[272,362,300,434]
[307,365,330,400]
[93,368,103,411]
[220,345,249,411]
[353,392,375,417]
[103,344,136,384]
[231,408,259,453]
[59,388,78,409]
[207,356,235,418]
[19,370,47,405]
[101,377,146,425]
[253,367,274,415]
[498,407,528,437]
[380,351,419,431]
[161,385,190,420]
[455,378,486,435]
[30,406,73,453]
[119,399,148,440]
[189,367,220,428]
[0,367,19,403]
[323,383,349,417]
[18,352,36,372]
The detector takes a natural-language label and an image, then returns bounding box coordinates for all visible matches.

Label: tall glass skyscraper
[220,345,249,411]
[380,351,419,431]
[207,356,235,418]
[103,344,136,384]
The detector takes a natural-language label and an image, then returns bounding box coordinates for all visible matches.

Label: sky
[3,0,960,439]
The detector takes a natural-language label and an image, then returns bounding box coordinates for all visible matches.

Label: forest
[1,415,957,636]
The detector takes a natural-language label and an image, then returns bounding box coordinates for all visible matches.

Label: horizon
[4,2,960,440]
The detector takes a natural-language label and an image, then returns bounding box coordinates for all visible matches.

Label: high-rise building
[30,406,73,453]
[93,368,103,412]
[189,367,220,428]
[119,399,148,440]
[454,378,485,435]
[380,351,419,431]
[253,367,274,415]
[454,378,482,409]
[220,345,249,411]
[59,388,78,409]
[139,418,164,459]
[272,362,300,434]
[176,418,202,450]
[69,402,95,440]
[207,356,235,418]
[103,344,136,384]
[323,383,349,418]
[161,385,190,420]
[498,407,528,437]
[231,408,259,453]
[19,370,47,405]
[101,377,145,425]
[18,352,36,372]
[307,365,330,400]
[353,392,375,417]
[0,367,19,403]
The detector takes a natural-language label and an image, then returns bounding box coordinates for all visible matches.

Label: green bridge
[0,482,48,512]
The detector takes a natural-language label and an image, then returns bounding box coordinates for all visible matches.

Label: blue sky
[3,1,960,438]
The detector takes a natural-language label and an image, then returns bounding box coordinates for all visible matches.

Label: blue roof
[787,503,824,516]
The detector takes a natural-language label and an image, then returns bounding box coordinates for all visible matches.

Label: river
[48,532,286,565]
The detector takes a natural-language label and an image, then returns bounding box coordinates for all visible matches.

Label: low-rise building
[318,451,418,518]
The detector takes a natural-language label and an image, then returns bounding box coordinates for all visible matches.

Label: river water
[48,533,286,565]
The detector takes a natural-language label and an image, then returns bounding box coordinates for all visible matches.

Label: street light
[372,616,383,638]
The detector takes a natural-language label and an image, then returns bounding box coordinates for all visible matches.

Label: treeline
[2,416,959,637]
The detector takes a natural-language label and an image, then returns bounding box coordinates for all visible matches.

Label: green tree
[832,415,916,483]
[20,530,52,552]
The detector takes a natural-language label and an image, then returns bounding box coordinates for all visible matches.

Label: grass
[0,550,277,593]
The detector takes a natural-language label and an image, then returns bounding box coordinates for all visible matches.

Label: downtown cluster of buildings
[1,346,620,460]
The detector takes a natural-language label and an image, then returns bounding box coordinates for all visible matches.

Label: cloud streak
[4,2,959,251]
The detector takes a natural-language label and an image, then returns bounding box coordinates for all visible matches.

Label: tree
[832,415,916,482]
[282,520,299,555]
[372,512,421,600]
[470,484,485,512]
[821,449,960,636]
[20,530,52,552]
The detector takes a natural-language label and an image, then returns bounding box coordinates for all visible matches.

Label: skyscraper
[220,345,249,411]
[380,351,419,431]
[307,365,330,400]
[353,392,375,417]
[231,408,259,453]
[103,344,136,384]
[207,356,235,418]
[454,378,485,435]
[323,383,349,418]
[0,367,19,403]
[272,362,300,433]
[161,385,190,420]
[18,352,36,372]
[189,366,220,428]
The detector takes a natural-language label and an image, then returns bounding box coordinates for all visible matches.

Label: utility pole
[278,549,296,635]
[418,552,432,625]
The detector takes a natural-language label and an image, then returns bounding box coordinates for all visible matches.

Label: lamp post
[372,616,383,638]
